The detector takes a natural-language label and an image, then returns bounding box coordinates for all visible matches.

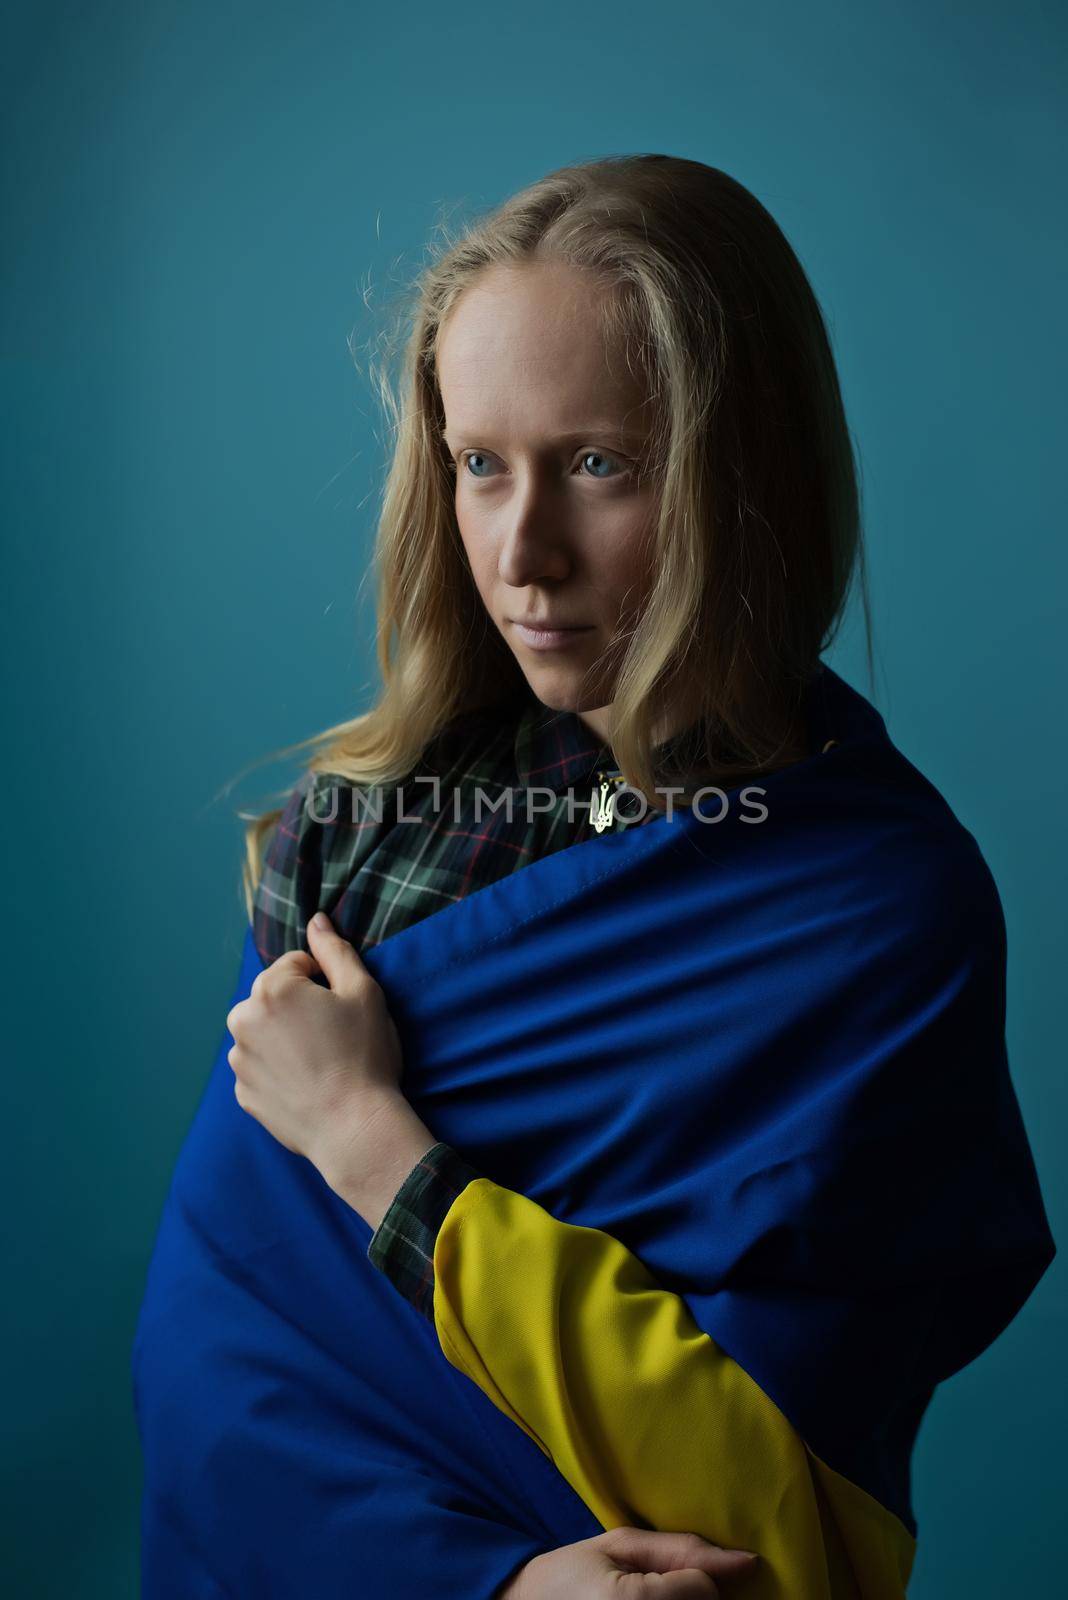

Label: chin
[517,663,612,714]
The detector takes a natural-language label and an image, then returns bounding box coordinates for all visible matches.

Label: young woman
[134,155,1055,1600]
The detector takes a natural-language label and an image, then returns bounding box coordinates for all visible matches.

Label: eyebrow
[440,424,648,450]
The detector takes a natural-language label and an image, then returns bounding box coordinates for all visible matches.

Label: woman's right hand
[497,1526,761,1598]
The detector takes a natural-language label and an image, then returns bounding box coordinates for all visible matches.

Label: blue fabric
[132,663,1055,1599]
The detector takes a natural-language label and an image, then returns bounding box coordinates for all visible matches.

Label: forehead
[436,261,651,437]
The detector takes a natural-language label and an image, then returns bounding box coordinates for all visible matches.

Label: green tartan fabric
[252,695,654,966]
[250,693,662,1318]
[366,1142,485,1321]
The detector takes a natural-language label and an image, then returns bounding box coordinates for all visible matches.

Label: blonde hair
[239,153,872,919]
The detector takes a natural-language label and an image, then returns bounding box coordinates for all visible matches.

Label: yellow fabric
[433,1177,916,1600]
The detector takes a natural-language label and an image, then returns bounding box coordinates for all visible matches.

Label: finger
[599,1528,759,1578]
[693,1549,760,1574]
[651,1571,720,1597]
[305,911,367,995]
[269,950,321,981]
[613,1568,719,1598]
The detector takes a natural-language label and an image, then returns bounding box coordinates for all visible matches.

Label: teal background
[3,2,1063,1593]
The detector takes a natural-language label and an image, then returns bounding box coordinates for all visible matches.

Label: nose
[495,471,573,588]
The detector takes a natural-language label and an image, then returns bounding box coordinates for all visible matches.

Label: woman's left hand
[225,911,404,1179]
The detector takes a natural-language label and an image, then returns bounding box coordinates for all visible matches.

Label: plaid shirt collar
[510,697,707,794]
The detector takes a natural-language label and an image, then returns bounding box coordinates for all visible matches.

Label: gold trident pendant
[591,770,623,833]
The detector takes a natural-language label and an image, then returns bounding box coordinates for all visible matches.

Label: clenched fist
[225,911,405,1179]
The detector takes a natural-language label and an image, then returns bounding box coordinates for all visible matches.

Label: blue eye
[580,451,621,478]
[457,449,626,480]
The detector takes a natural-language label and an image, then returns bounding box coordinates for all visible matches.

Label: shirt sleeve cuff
[366,1141,484,1321]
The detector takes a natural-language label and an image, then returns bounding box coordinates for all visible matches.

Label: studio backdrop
[2,3,1063,1596]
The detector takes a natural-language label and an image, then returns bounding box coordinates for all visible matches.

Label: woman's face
[436,261,658,740]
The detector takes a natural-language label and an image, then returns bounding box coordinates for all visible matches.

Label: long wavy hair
[238,153,872,920]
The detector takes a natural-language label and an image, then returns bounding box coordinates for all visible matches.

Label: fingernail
[310,912,329,930]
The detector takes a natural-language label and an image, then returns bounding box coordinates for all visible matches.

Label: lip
[510,620,594,651]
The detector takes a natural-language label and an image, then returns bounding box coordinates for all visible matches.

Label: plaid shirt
[251,695,663,1319]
